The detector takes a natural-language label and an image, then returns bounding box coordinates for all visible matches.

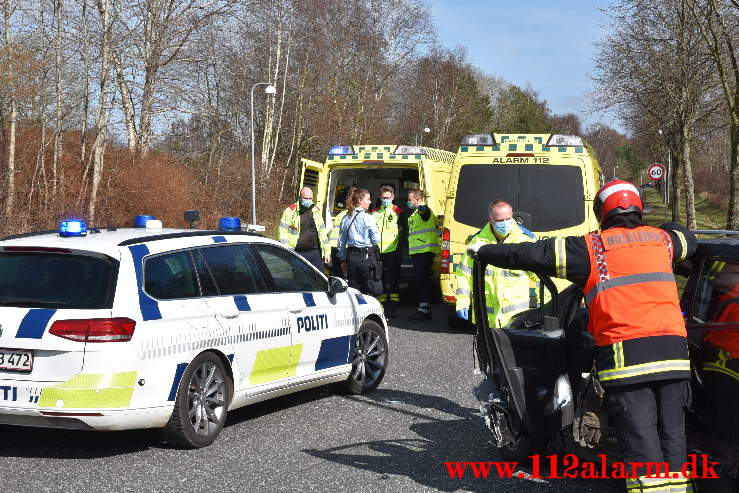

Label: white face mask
[494,218,514,236]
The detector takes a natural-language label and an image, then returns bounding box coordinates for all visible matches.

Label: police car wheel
[162,352,233,448]
[346,320,388,394]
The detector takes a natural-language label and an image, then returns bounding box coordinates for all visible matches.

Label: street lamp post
[658,129,672,221]
[250,82,277,226]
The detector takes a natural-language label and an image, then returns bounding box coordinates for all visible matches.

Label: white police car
[0,216,388,447]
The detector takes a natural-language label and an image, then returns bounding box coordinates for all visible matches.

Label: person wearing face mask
[406,188,440,321]
[454,199,538,329]
[278,186,331,272]
[337,187,380,294]
[371,185,403,317]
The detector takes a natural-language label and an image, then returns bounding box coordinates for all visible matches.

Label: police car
[0,216,388,447]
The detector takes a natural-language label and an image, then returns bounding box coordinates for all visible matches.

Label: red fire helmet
[593,179,643,222]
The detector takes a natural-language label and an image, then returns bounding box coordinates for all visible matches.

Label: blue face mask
[406,200,417,210]
[494,219,514,236]
[381,198,393,207]
[300,198,313,208]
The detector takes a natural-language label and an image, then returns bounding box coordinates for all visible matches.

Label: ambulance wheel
[162,352,233,448]
[345,320,388,394]
[498,431,546,462]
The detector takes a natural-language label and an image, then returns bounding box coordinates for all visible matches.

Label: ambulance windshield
[453,164,585,232]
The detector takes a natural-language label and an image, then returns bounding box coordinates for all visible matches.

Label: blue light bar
[59,219,88,237]
[218,217,241,231]
[134,215,155,228]
[328,145,354,155]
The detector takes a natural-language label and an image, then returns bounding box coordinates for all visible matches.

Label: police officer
[455,199,538,328]
[337,187,380,294]
[407,188,439,321]
[468,180,697,493]
[278,187,330,272]
[372,185,402,317]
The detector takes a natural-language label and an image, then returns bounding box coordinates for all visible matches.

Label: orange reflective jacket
[584,226,690,385]
[704,284,739,359]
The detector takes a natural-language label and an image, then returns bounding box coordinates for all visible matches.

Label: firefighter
[278,187,330,272]
[455,199,539,328]
[406,188,440,321]
[372,185,403,317]
[468,179,697,493]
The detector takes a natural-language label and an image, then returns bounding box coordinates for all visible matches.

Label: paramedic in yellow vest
[407,188,439,321]
[372,185,403,318]
[455,200,537,328]
[328,191,349,278]
[278,187,330,272]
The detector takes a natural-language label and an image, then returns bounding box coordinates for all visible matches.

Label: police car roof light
[392,145,426,155]
[546,134,584,147]
[328,145,354,155]
[219,217,241,231]
[134,215,155,228]
[59,219,88,237]
[145,219,163,230]
[461,134,496,146]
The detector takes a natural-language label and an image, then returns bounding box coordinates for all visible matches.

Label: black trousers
[347,250,371,295]
[297,248,324,274]
[411,251,434,305]
[330,247,344,278]
[381,250,401,299]
[605,378,690,474]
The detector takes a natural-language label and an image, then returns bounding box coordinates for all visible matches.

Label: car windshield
[0,252,116,309]
[453,164,585,231]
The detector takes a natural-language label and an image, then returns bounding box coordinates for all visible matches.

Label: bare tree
[2,0,17,218]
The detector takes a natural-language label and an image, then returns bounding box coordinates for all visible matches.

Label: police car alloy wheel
[346,320,387,394]
[162,352,233,448]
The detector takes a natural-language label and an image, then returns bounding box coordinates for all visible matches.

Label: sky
[431,0,622,132]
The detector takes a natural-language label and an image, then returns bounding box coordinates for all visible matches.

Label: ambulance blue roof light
[59,219,88,237]
[134,215,155,228]
[328,145,354,155]
[218,217,241,231]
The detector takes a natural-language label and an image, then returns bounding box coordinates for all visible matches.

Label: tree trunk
[670,142,681,223]
[114,54,137,153]
[728,121,739,230]
[52,0,63,197]
[680,127,696,229]
[89,0,112,222]
[80,0,89,165]
[3,0,15,218]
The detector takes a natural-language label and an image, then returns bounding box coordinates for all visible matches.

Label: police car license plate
[0,348,33,372]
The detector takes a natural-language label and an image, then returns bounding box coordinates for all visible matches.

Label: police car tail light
[440,228,451,274]
[49,318,136,343]
[545,134,584,147]
[59,219,88,237]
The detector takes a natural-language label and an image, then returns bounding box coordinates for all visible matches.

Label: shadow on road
[303,387,622,493]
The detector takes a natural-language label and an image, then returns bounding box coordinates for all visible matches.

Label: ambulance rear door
[299,158,328,209]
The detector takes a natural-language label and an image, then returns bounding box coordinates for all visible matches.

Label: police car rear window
[0,253,116,309]
[453,164,585,232]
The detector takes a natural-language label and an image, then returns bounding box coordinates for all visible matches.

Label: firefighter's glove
[456,308,468,321]
[573,408,608,448]
[573,373,607,448]
[466,242,483,256]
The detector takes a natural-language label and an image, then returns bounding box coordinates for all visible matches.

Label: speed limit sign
[647,163,665,181]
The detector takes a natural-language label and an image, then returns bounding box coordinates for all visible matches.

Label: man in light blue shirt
[337,188,380,294]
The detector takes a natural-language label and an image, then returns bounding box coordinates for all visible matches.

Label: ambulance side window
[195,245,267,296]
[144,250,199,300]
[252,245,325,293]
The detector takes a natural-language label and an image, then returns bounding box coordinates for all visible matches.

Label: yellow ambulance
[439,133,602,308]
[298,144,456,279]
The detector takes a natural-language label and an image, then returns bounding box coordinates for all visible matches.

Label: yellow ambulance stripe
[250,344,303,385]
[38,371,137,408]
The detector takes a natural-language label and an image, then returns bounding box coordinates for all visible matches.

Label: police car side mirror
[327,276,348,296]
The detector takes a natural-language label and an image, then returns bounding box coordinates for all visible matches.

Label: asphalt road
[0,302,624,493]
